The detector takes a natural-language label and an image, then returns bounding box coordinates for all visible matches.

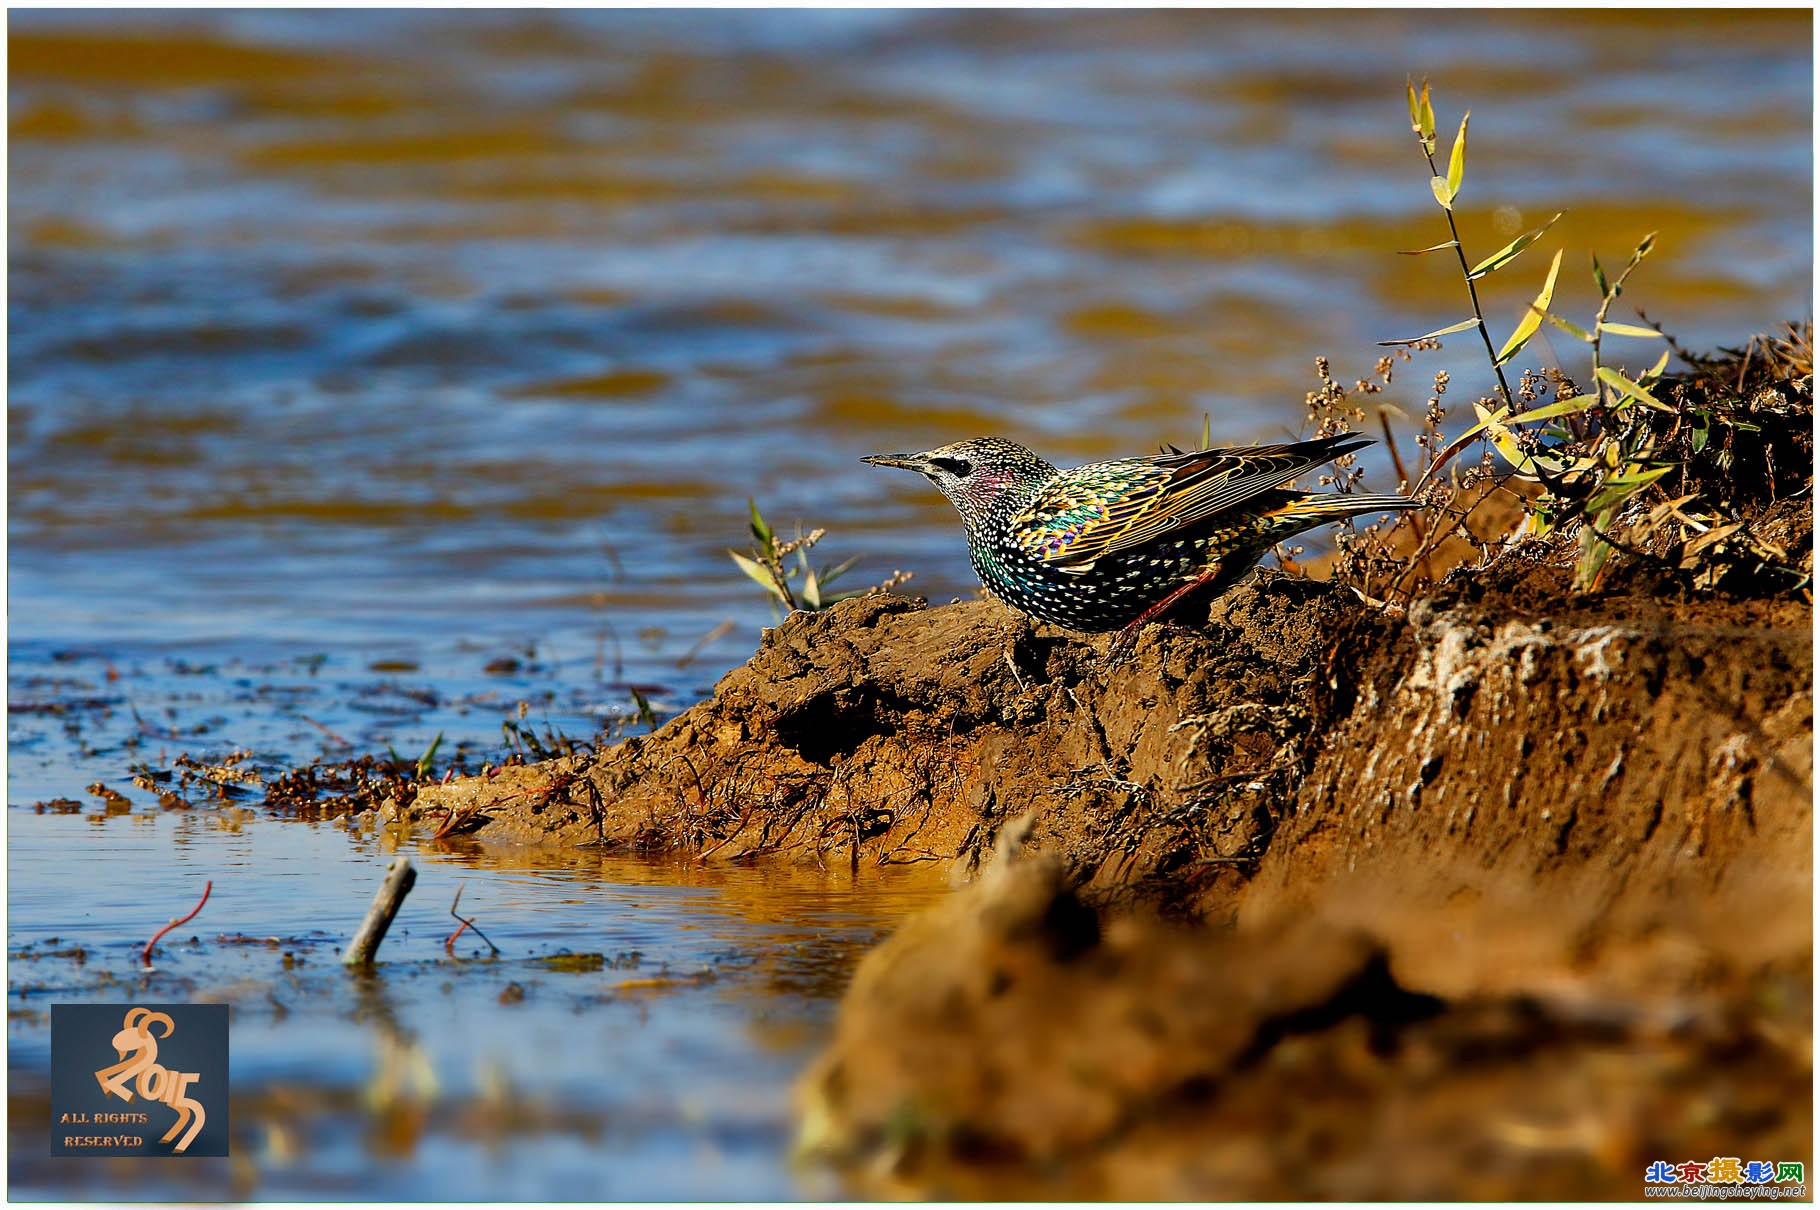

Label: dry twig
[142,880,213,968]
[445,885,500,957]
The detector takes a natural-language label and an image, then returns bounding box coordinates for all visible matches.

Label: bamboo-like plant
[1382,81,1802,592]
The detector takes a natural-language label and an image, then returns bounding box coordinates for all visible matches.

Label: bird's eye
[929,457,972,477]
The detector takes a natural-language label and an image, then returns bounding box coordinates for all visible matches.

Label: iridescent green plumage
[864,434,1417,633]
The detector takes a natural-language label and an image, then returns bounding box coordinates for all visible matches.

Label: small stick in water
[445,884,500,957]
[141,880,212,968]
[342,857,416,968]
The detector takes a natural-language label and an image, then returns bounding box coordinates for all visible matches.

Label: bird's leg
[1105,568,1223,665]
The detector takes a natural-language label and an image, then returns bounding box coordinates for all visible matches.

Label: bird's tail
[1274,491,1420,522]
[1259,492,1421,546]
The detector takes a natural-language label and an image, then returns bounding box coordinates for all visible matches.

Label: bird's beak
[861,452,930,473]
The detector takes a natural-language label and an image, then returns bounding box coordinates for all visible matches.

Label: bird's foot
[1102,620,1200,670]
[1102,622,1145,669]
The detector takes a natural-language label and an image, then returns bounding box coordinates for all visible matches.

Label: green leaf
[1629,231,1657,266]
[1690,411,1711,455]
[1469,212,1563,278]
[1406,78,1421,136]
[628,686,657,730]
[415,731,444,781]
[801,565,821,610]
[1430,175,1454,209]
[1591,254,1610,299]
[1445,111,1469,199]
[1377,317,1480,347]
[1398,239,1460,256]
[1542,311,1593,342]
[1597,322,1665,339]
[728,550,787,600]
[1576,525,1617,592]
[747,498,773,548]
[1418,81,1435,147]
[1201,412,1211,449]
[1595,366,1673,412]
[1639,347,1672,382]
[1516,392,1601,424]
[1586,465,1672,515]
[818,554,862,590]
[1494,248,1564,366]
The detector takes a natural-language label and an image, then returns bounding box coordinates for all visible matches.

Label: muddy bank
[408,557,1808,918]
[389,345,1811,1197]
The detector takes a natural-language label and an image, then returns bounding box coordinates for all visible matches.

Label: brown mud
[388,357,1811,1198]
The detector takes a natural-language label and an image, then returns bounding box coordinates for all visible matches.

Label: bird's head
[862,437,1055,518]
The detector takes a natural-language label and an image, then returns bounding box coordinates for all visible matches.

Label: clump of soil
[393,335,1811,1198]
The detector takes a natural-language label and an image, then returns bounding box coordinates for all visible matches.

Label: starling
[863,434,1417,635]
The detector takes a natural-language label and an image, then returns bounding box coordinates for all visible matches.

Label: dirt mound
[410,573,1396,910]
[409,558,1807,916]
[797,855,1806,1200]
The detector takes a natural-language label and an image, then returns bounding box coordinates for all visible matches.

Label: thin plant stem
[1418,144,1516,413]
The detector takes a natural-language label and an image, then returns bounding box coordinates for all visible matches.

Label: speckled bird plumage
[863,434,1417,633]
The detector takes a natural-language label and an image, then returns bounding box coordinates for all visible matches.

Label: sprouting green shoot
[729,499,908,619]
[628,686,658,732]
[415,731,444,781]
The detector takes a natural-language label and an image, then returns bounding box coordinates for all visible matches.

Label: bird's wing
[1012,438,1365,572]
